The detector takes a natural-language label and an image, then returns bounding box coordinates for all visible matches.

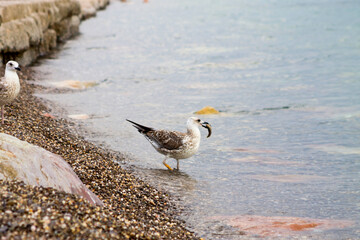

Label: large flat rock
[0,133,103,206]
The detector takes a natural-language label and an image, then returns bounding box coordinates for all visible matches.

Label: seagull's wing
[0,77,6,87]
[126,119,186,150]
[146,130,186,150]
[0,77,7,94]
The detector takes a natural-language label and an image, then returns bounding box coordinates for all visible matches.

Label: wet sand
[0,67,200,239]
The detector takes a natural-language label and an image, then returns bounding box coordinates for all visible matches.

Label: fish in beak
[201,121,212,138]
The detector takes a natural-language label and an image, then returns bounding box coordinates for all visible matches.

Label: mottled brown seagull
[127,117,212,171]
[0,61,21,124]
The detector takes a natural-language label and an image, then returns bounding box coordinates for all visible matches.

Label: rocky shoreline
[0,45,199,240]
[0,0,109,66]
[0,1,200,239]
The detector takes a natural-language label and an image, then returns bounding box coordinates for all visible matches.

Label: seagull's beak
[15,67,21,71]
[201,121,212,138]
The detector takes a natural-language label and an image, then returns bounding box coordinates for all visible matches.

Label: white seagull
[127,117,212,171]
[0,61,21,124]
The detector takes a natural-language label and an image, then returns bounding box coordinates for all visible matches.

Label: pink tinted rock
[212,215,354,237]
[0,133,103,206]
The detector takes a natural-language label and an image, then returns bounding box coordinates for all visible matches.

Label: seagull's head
[6,61,21,72]
[188,117,212,138]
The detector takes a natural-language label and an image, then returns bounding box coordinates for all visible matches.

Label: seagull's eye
[9,63,13,66]
[197,119,201,122]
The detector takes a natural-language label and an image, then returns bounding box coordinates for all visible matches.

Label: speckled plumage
[127,117,212,170]
[0,76,20,106]
[0,61,21,124]
[146,129,200,160]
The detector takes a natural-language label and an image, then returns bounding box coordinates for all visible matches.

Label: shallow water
[35,0,360,238]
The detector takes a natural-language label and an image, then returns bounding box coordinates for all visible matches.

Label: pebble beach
[2,0,359,238]
[0,67,200,239]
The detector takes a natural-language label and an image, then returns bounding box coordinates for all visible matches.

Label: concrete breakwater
[0,0,109,66]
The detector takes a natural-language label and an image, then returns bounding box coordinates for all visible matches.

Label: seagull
[0,61,21,124]
[127,117,212,171]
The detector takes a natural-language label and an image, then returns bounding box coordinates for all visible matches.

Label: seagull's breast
[179,135,200,159]
[0,75,20,105]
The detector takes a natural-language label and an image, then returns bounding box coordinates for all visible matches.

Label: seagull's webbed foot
[163,158,173,171]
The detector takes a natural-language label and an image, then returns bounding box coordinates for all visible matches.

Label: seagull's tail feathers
[126,119,154,134]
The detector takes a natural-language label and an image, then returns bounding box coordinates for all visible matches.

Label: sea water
[35,0,360,238]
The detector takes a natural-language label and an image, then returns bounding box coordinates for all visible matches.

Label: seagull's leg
[1,106,4,124]
[163,157,173,171]
[176,159,180,171]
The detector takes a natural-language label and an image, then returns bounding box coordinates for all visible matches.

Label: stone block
[16,47,38,66]
[52,15,80,41]
[36,8,56,31]
[69,15,80,35]
[22,16,43,46]
[78,0,109,19]
[0,20,30,52]
[0,2,30,23]
[54,0,80,20]
[39,28,57,55]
